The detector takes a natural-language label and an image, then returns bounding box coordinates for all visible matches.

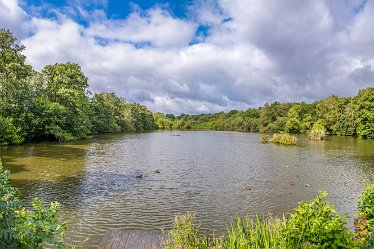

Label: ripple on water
[1,131,373,248]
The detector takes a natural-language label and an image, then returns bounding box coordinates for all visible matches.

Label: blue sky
[1,0,374,114]
[23,0,195,20]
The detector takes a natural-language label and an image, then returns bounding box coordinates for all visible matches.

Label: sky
[1,0,374,114]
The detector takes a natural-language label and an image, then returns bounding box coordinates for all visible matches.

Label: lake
[1,131,373,248]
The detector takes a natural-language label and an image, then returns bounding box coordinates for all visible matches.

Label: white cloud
[1,0,374,114]
[0,0,27,38]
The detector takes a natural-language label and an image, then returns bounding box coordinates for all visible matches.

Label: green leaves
[283,191,357,248]
[0,162,66,248]
[0,116,24,145]
[355,88,374,139]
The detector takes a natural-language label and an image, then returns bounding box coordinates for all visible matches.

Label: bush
[162,212,216,249]
[356,183,374,247]
[0,162,66,248]
[283,191,356,248]
[269,133,297,145]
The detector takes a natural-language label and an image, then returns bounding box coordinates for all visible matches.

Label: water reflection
[0,131,373,248]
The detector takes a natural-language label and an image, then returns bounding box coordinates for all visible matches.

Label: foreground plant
[283,191,357,248]
[163,192,360,249]
[0,162,66,249]
[355,183,374,248]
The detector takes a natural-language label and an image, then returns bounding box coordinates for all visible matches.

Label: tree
[355,88,374,139]
[125,103,156,131]
[0,29,33,141]
[90,92,129,133]
[284,104,301,133]
[40,63,92,140]
[0,116,24,145]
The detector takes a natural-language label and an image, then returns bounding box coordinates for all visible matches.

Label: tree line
[154,87,374,139]
[1,29,373,146]
[0,29,156,145]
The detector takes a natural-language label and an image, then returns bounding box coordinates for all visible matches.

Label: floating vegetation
[260,134,269,143]
[309,123,326,140]
[269,133,297,145]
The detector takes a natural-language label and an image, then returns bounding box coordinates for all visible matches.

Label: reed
[308,123,326,140]
[269,133,297,145]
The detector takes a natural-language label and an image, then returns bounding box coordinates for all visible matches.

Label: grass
[308,128,326,140]
[162,214,287,249]
[260,134,269,143]
[269,133,297,145]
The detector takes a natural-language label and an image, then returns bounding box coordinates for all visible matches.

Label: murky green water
[1,131,373,248]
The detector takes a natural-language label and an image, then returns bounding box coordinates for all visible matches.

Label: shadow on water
[12,171,150,209]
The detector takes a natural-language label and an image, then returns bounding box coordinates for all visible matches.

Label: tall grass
[260,134,269,143]
[308,123,326,140]
[224,216,286,249]
[162,214,287,249]
[269,133,297,145]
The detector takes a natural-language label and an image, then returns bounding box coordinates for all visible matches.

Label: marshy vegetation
[269,133,297,145]
[163,186,374,249]
[308,123,326,140]
[260,134,269,143]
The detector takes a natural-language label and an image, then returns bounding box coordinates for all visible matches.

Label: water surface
[1,131,373,248]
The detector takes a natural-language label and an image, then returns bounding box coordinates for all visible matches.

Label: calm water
[1,131,373,248]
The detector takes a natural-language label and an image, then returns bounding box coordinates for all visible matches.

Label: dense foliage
[1,28,373,145]
[163,191,365,249]
[0,29,155,145]
[0,162,66,248]
[154,88,374,139]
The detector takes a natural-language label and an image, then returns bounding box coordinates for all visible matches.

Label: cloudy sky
[1,0,374,114]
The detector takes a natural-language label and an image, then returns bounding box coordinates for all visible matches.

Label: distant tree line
[154,87,374,139]
[1,29,373,146]
[0,29,156,145]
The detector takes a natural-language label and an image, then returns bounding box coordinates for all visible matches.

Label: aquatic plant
[269,133,297,145]
[260,134,269,143]
[309,123,326,140]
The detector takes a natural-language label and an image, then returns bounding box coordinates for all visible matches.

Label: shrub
[162,212,216,249]
[0,162,66,248]
[283,191,357,248]
[309,123,326,140]
[269,133,297,145]
[356,183,374,247]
